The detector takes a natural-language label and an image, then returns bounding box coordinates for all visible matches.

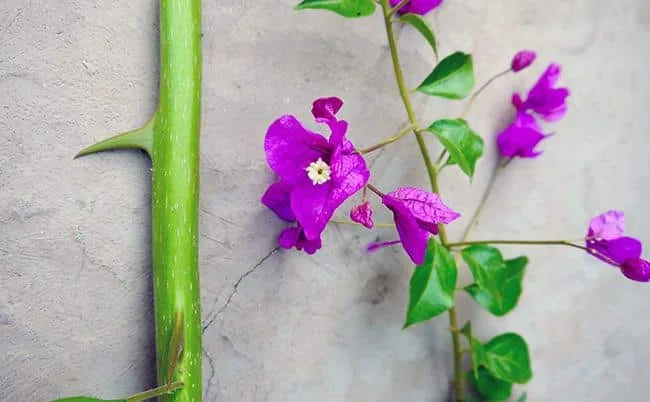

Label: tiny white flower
[305,158,331,185]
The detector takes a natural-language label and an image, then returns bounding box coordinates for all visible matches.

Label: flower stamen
[306,158,331,185]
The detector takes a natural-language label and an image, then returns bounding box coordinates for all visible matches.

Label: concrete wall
[1,0,649,400]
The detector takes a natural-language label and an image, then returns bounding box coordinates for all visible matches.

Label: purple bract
[382,187,459,265]
[588,210,625,241]
[511,50,536,73]
[497,112,548,158]
[279,224,322,255]
[512,63,570,122]
[350,201,374,229]
[621,258,650,282]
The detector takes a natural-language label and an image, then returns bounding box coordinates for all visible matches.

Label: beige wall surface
[1,1,649,400]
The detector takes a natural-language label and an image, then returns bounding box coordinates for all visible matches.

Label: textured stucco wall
[1,1,650,401]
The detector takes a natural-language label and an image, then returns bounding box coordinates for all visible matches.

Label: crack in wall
[201,246,279,333]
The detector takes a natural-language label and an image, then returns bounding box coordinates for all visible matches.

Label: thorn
[74,117,155,158]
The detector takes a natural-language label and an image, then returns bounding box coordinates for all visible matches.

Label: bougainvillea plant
[49,1,646,401]
[258,0,649,400]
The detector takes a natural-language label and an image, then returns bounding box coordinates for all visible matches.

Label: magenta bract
[497,112,547,158]
[511,50,536,72]
[350,201,374,229]
[512,63,570,122]
[382,187,459,264]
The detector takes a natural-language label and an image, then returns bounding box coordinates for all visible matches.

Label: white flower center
[305,158,331,185]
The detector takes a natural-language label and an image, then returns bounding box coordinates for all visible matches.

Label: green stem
[460,69,511,119]
[378,0,458,398]
[152,1,202,400]
[447,239,589,252]
[358,123,417,154]
[126,382,184,402]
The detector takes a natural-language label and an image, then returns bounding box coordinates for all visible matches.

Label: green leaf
[51,398,125,402]
[460,321,485,377]
[428,119,484,178]
[295,0,376,17]
[417,51,474,99]
[517,392,528,402]
[462,246,527,316]
[467,367,513,401]
[482,332,533,384]
[399,13,438,60]
[404,238,457,328]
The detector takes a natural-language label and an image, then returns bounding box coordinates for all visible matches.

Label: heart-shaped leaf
[399,13,438,60]
[462,245,527,316]
[404,238,457,327]
[295,0,376,18]
[428,119,484,178]
[482,332,533,384]
[467,367,513,401]
[417,52,474,99]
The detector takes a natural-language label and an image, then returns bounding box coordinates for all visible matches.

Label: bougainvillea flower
[350,201,374,229]
[512,63,570,122]
[382,187,460,264]
[584,210,647,283]
[497,112,548,158]
[621,258,650,282]
[264,97,370,242]
[511,50,536,73]
[279,224,322,255]
[389,0,443,16]
[587,210,625,241]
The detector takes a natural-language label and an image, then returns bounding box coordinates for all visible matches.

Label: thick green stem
[152,1,202,400]
[75,1,202,400]
[378,0,460,399]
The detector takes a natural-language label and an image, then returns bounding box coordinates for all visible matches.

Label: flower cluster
[586,210,650,282]
[262,97,460,263]
[497,55,570,159]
